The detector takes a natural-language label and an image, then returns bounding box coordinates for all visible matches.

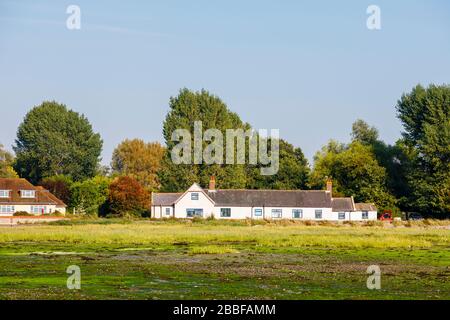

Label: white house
[0,178,67,216]
[151,177,377,221]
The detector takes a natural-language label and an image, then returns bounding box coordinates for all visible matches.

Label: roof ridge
[153,192,183,194]
[212,189,327,192]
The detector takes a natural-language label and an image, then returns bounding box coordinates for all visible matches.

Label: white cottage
[151,177,377,221]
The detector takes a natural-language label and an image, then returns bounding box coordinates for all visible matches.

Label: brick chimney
[209,176,216,192]
[326,178,332,195]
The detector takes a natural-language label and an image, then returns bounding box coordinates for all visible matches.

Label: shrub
[52,210,65,217]
[13,211,34,216]
[365,220,383,227]
[70,176,111,216]
[303,220,316,226]
[188,245,239,255]
[108,176,150,217]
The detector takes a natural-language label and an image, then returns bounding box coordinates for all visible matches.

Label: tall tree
[350,119,410,209]
[351,119,379,146]
[14,101,103,183]
[310,140,396,210]
[246,139,310,190]
[0,144,18,178]
[160,89,249,192]
[111,139,165,191]
[396,84,450,216]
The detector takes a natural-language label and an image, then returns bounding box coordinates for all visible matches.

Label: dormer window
[21,190,36,198]
[0,190,10,198]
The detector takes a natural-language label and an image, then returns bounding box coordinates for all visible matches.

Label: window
[21,190,36,198]
[315,209,322,219]
[0,205,14,214]
[0,190,9,198]
[30,206,46,214]
[254,208,263,217]
[186,208,203,218]
[191,193,199,200]
[220,208,231,218]
[271,209,282,219]
[338,212,345,220]
[292,209,302,219]
[362,211,369,219]
[165,208,171,216]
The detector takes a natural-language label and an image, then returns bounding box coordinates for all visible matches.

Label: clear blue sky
[1,0,449,165]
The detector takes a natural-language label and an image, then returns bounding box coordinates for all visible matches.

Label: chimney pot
[326,178,332,194]
[209,176,216,192]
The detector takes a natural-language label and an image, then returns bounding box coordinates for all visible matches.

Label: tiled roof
[0,178,66,206]
[35,186,66,206]
[208,190,332,207]
[331,197,354,212]
[355,203,377,211]
[152,193,183,206]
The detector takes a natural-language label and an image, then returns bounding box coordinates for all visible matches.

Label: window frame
[186,208,203,218]
[30,205,46,214]
[254,208,263,217]
[362,211,369,220]
[315,209,323,219]
[0,205,15,214]
[21,190,36,198]
[191,192,199,200]
[165,207,171,216]
[0,190,10,198]
[220,208,231,218]
[292,209,302,219]
[338,212,345,220]
[271,209,282,219]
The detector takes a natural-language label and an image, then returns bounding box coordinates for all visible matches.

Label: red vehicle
[379,210,393,221]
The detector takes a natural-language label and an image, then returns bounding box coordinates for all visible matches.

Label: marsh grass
[0,220,449,300]
[0,222,448,250]
[188,245,239,254]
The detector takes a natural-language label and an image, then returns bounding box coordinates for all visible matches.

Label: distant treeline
[1,84,448,217]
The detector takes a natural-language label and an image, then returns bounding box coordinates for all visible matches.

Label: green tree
[0,144,18,178]
[14,101,103,183]
[246,139,310,189]
[111,139,165,191]
[351,119,379,146]
[350,119,410,210]
[70,176,110,215]
[159,89,249,191]
[310,140,396,210]
[396,84,450,216]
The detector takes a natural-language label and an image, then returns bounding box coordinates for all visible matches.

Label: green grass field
[0,219,449,300]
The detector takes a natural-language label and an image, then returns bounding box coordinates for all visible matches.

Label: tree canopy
[310,140,396,210]
[396,84,450,216]
[159,88,249,191]
[246,139,309,190]
[0,144,18,178]
[39,175,73,206]
[108,176,150,216]
[70,176,110,215]
[111,139,165,191]
[13,101,103,183]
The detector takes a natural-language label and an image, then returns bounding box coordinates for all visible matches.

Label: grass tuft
[188,245,239,254]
